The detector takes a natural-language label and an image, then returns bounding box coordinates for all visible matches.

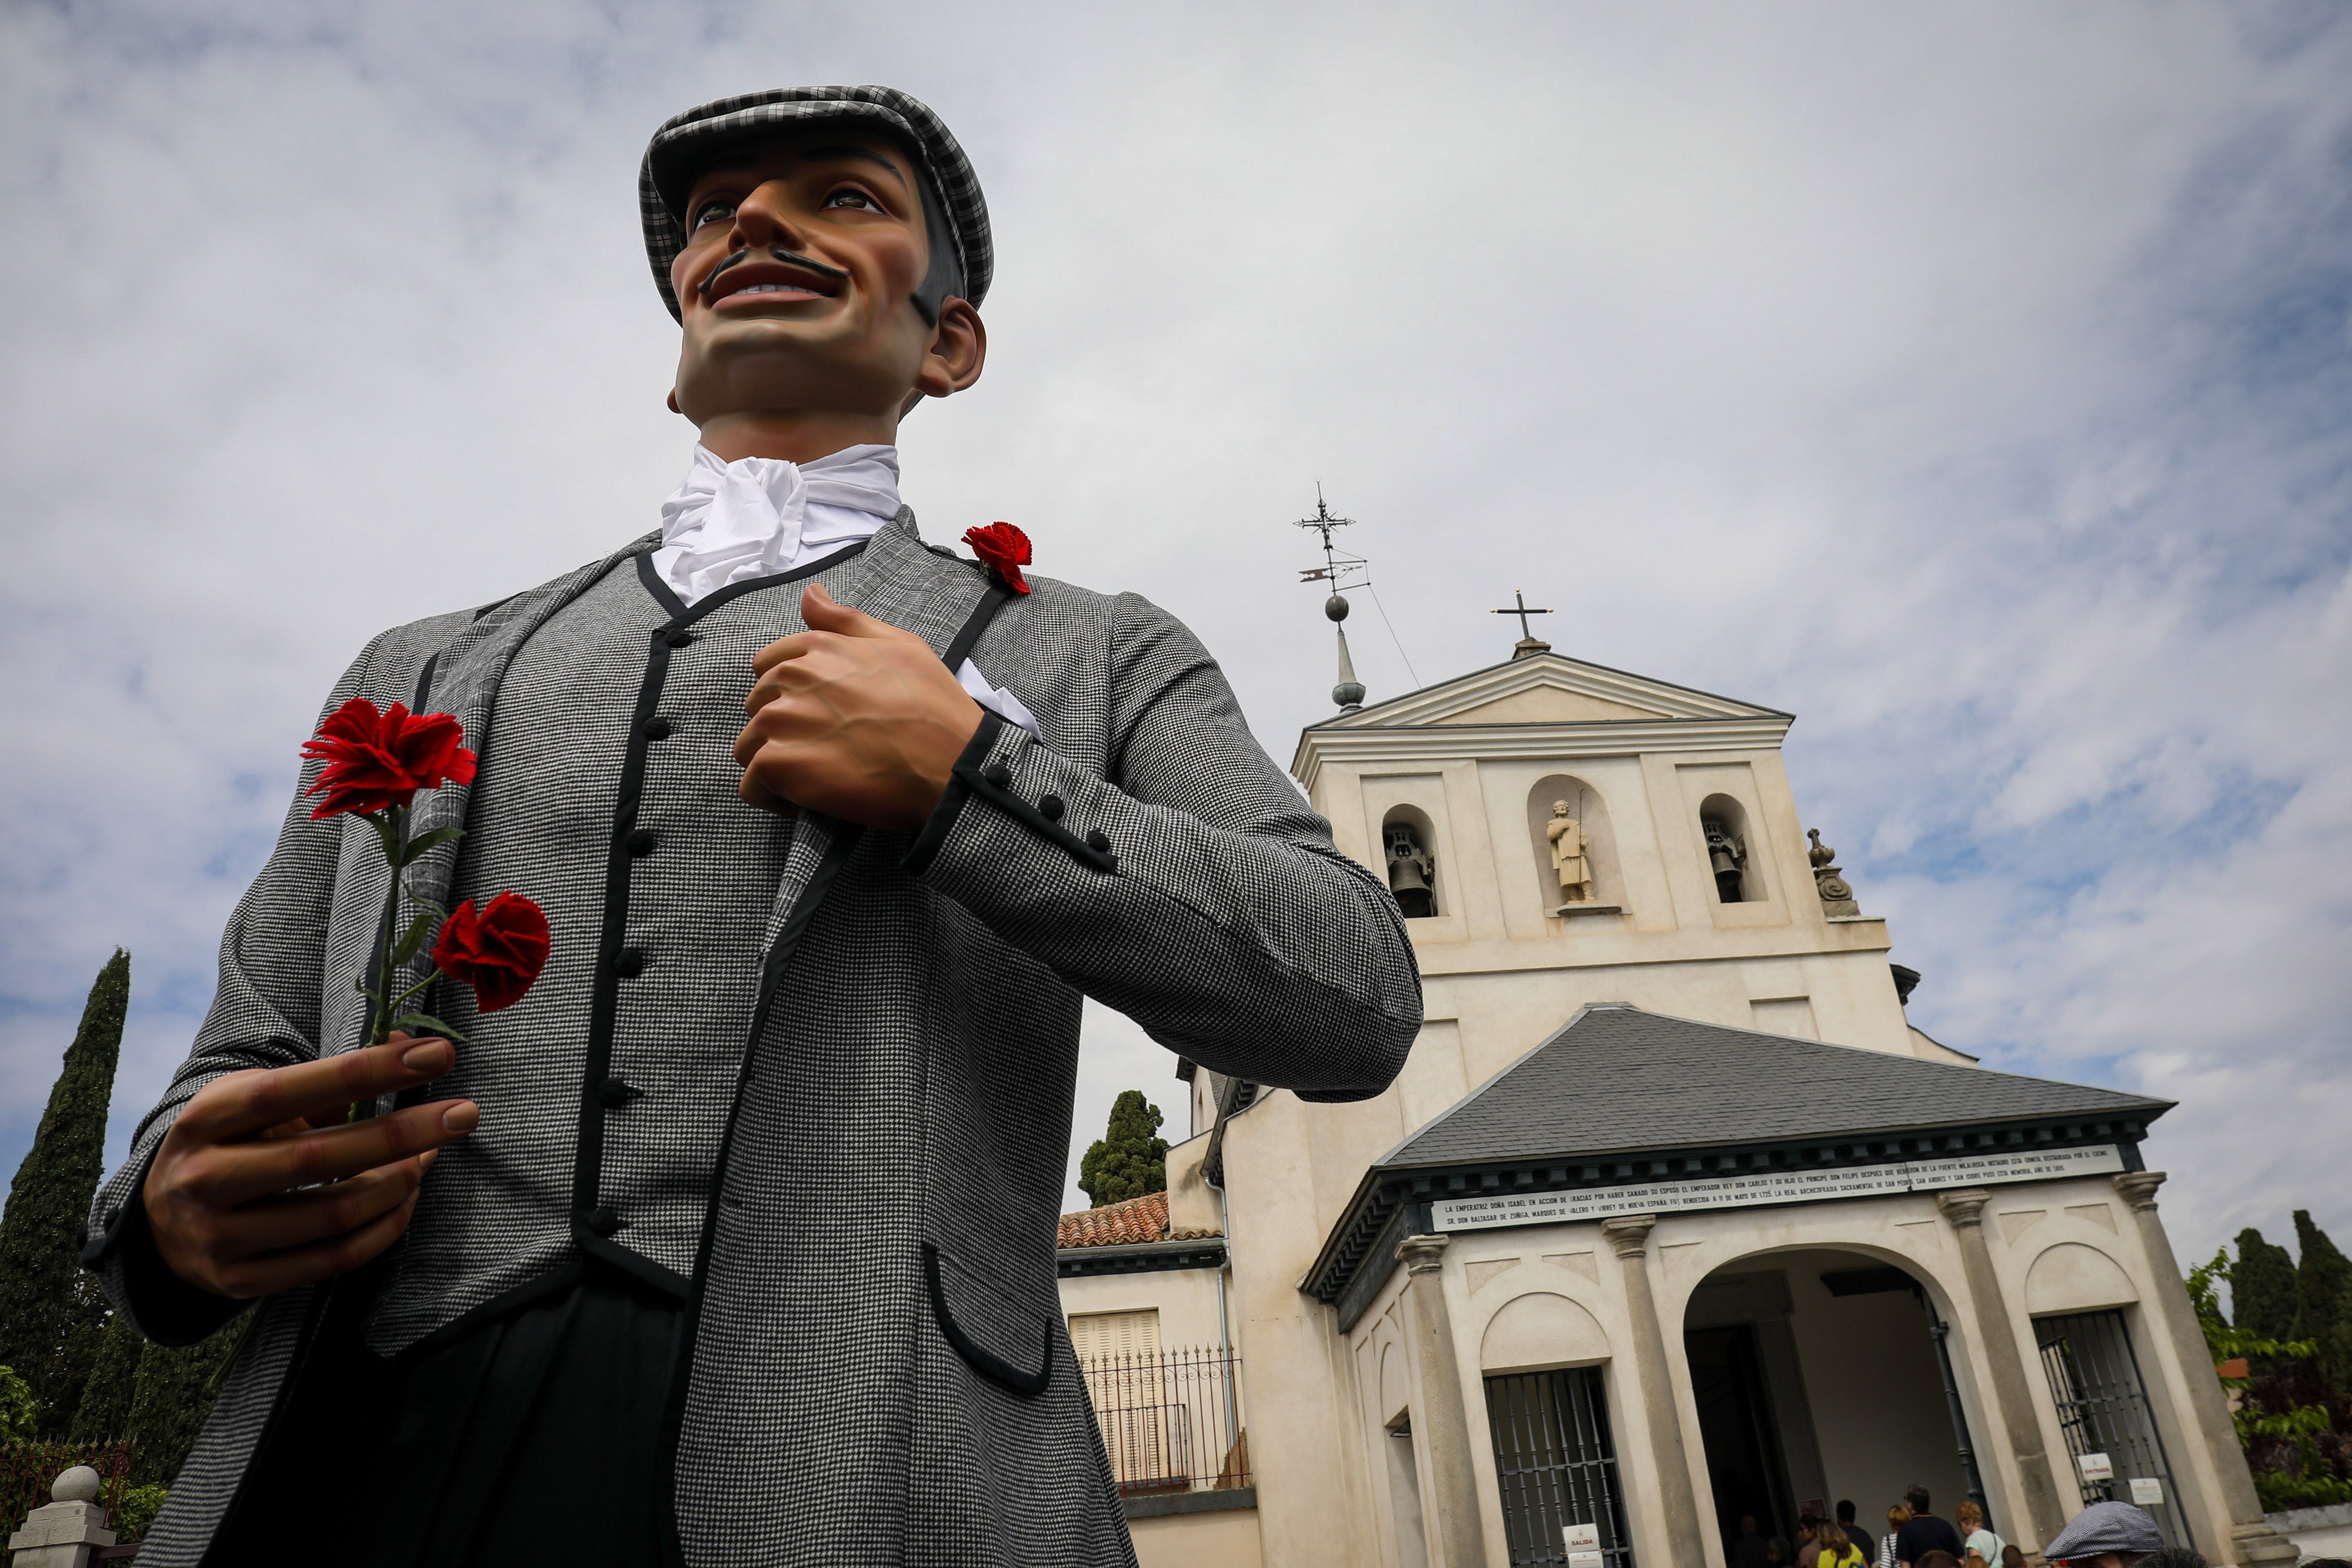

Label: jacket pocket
[923,1242,1053,1397]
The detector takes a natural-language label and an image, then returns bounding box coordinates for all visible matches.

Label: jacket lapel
[751,510,990,957]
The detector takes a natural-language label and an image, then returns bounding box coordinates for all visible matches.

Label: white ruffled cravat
[651,443,1038,736]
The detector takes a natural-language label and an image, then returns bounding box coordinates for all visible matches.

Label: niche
[1524,775,1621,912]
[1698,794,1758,903]
[1382,808,1441,919]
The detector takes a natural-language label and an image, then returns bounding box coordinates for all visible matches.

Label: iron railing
[1,1440,136,1543]
[2036,1309,2190,1552]
[1075,1349,1250,1495]
[1485,1367,1635,1567]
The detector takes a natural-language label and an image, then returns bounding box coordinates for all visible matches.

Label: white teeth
[734,283,805,295]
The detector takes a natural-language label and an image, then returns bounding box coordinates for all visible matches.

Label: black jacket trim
[923,1243,1052,1397]
[637,539,873,631]
[898,712,1000,880]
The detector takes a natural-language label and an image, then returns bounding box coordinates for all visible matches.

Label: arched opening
[1699,793,1759,904]
[1382,807,1442,919]
[1526,774,1621,911]
[1683,1249,1984,1567]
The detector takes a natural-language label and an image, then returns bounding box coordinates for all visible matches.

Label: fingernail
[419,1149,440,1171]
[443,1102,480,1134]
[402,1042,447,1071]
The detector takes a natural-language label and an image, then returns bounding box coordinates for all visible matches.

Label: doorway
[1685,1251,1982,1566]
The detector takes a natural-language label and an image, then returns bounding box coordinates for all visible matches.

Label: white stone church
[1054,623,2293,1568]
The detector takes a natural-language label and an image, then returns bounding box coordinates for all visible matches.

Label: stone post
[1397,1234,1490,1568]
[2113,1172,2298,1565]
[1936,1189,2070,1549]
[6,1466,116,1568]
[1600,1215,1709,1566]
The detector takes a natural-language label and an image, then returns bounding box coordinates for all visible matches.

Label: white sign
[2078,1452,2114,1482]
[2129,1477,2163,1506]
[1564,1523,1601,1551]
[1566,1554,1603,1568]
[1434,1145,2126,1233]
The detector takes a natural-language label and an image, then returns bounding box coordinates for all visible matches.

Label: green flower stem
[368,806,409,1048]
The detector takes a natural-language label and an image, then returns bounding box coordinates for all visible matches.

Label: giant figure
[82,86,1421,1567]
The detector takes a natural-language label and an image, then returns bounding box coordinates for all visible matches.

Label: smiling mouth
[700,247,851,309]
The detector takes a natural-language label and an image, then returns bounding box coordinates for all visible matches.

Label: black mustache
[699,246,852,298]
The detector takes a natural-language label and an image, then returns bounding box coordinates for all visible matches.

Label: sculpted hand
[735,582,984,828]
[141,1035,477,1299]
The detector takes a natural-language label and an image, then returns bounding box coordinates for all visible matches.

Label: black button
[1039,794,1065,821]
[597,1076,642,1109]
[983,763,1012,788]
[666,630,695,648]
[626,828,658,857]
[1087,830,1111,852]
[583,1205,623,1237]
[643,717,673,741]
[613,947,646,978]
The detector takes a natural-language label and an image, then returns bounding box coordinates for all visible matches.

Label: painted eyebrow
[796,145,910,187]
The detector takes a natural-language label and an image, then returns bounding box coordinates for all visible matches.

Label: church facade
[1055,642,2291,1568]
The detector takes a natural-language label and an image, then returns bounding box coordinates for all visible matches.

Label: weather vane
[1294,485,1369,711]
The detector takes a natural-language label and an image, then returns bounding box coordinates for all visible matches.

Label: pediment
[1319,653,1783,730]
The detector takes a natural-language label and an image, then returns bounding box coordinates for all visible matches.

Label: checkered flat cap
[639,85,993,322]
[2043,1500,2166,1561]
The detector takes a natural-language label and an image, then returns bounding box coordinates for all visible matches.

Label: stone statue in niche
[1385,823,1437,919]
[1702,816,1747,902]
[1546,801,1591,902]
[1808,828,1860,917]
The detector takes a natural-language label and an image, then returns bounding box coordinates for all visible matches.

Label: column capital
[2114,1171,2167,1212]
[1396,1233,1452,1276]
[1601,1214,1658,1258]
[1936,1188,1991,1228]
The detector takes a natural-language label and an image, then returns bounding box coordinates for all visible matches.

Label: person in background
[1915,1554,1960,1568]
[1838,1500,1874,1566]
[1895,1486,1965,1566]
[2039,1499,2165,1566]
[2000,1549,2026,1568]
[1733,1514,1774,1568]
[1955,1500,2004,1567]
[1798,1514,1826,1568]
[2139,1548,2206,1567]
[1818,1521,1867,1568]
[1876,1505,1912,1568]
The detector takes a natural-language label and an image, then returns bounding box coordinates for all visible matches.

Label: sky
[2,2,2347,1278]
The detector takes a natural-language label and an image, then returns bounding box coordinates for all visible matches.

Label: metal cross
[1490,589,1553,641]
[1294,484,1360,587]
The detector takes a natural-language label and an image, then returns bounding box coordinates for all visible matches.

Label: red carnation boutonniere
[962,521,1032,596]
[300,698,551,1057]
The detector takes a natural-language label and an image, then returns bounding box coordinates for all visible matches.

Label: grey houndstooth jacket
[83,513,1422,1566]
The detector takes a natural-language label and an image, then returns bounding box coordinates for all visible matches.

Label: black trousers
[205,1259,685,1566]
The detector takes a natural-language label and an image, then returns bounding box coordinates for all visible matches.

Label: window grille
[1484,1366,1635,1567]
[2034,1309,2191,1552]
[1075,1348,1249,1496]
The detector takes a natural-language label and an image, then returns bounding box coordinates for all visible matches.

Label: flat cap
[638,85,993,322]
[2043,1500,2166,1561]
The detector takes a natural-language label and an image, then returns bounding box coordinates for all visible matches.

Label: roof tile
[1058,1191,1169,1249]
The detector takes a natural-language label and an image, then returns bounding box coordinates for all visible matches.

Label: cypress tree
[1079,1091,1169,1209]
[0,951,128,1416]
[68,1310,141,1446]
[2294,1211,2352,1400]
[2236,1228,2302,1342]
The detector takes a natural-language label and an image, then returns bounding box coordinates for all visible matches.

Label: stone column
[1601,1215,1709,1566]
[1397,1235,1490,1568]
[1936,1189,2071,1549]
[5,1466,116,1568]
[2114,1172,2298,1565]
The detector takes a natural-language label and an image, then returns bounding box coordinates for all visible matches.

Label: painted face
[667,128,953,430]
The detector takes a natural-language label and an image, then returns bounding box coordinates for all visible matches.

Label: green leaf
[400,825,466,866]
[400,884,450,918]
[392,1014,467,1042]
[389,910,435,966]
[368,813,402,863]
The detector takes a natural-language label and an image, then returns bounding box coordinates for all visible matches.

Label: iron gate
[2034,1310,2191,1551]
[1484,1366,1635,1567]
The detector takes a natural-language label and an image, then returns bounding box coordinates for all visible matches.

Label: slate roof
[1381,1004,2173,1173]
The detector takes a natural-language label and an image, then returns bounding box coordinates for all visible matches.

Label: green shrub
[112,1483,166,1542]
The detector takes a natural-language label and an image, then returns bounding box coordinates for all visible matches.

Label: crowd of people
[1726,1485,2350,1567]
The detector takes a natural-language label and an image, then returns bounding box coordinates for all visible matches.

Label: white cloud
[1,2,2346,1260]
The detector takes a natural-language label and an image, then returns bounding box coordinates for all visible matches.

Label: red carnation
[962,521,1032,596]
[430,891,552,1014]
[302,698,478,820]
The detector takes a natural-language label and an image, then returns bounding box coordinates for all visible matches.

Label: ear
[667,388,681,414]
[911,298,986,401]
